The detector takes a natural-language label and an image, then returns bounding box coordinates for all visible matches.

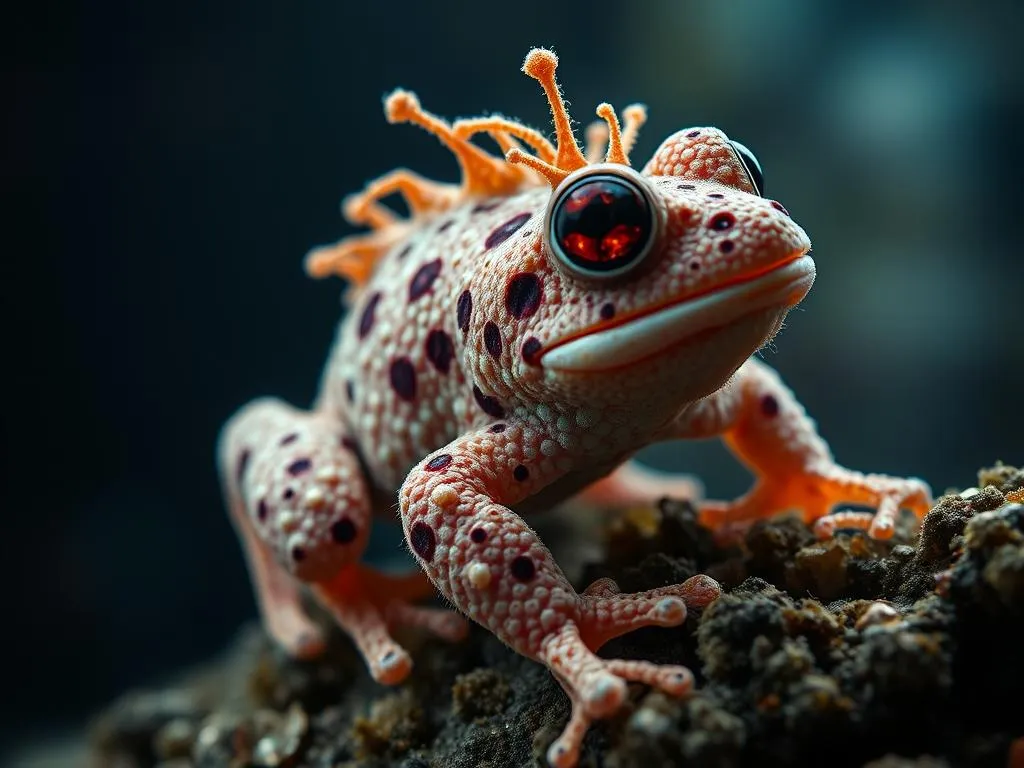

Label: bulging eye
[546,167,658,279]
[730,140,764,196]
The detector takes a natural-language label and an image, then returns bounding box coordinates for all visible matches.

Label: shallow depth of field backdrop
[4,0,1022,757]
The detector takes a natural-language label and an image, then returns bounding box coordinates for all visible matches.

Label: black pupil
[552,175,652,272]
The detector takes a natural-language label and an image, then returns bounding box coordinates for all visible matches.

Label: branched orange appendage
[310,47,648,286]
[505,147,568,188]
[522,49,587,179]
[385,89,523,199]
[506,50,647,188]
[345,168,459,224]
[621,104,647,158]
[584,120,609,164]
[453,116,557,164]
[305,225,409,283]
[596,103,628,166]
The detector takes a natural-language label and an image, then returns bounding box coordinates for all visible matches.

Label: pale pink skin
[218,50,932,768]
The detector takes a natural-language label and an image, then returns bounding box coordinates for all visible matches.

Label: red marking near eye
[600,225,642,260]
[554,177,651,270]
[562,226,642,263]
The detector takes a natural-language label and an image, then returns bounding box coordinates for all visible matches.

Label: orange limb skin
[663,358,932,541]
[312,563,468,684]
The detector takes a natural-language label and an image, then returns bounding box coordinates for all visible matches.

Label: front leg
[672,357,931,540]
[398,421,720,767]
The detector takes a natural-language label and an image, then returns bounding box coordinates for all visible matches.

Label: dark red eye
[548,172,657,278]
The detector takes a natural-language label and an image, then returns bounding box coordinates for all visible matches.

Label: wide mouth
[540,252,815,373]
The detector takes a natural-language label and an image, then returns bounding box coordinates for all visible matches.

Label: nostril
[719,240,735,254]
[709,212,735,231]
[770,200,790,216]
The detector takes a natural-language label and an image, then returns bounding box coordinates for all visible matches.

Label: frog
[218,48,932,767]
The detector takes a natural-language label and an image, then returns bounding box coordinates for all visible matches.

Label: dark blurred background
[4,0,1022,758]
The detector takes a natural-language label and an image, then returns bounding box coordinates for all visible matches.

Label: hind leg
[219,398,466,682]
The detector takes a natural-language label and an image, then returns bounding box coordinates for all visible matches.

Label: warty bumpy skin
[218,47,933,767]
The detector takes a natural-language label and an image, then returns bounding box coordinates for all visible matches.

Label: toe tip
[373,648,413,685]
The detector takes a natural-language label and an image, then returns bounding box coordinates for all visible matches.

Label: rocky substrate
[90,465,1024,768]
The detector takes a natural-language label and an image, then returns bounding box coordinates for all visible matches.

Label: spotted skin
[219,399,467,682]
[220,48,932,767]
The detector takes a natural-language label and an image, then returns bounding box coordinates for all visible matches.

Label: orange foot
[699,461,932,542]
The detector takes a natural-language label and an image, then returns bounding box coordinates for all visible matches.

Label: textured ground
[90,464,1024,768]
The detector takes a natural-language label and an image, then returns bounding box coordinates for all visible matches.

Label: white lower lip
[541,255,816,372]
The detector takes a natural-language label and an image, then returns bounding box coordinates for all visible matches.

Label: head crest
[503,49,647,187]
[305,47,648,284]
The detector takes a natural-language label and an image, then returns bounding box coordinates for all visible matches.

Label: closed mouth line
[540,251,814,372]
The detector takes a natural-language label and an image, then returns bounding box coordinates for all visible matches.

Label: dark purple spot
[483,322,502,358]
[719,240,735,254]
[761,394,780,417]
[382,650,396,662]
[771,200,790,216]
[510,555,536,581]
[283,488,295,500]
[426,453,453,471]
[709,212,735,231]
[345,379,355,403]
[505,272,542,319]
[438,219,455,233]
[457,290,473,333]
[472,199,502,213]
[292,546,306,562]
[287,458,312,476]
[396,243,413,260]
[410,522,436,561]
[488,423,507,433]
[236,450,251,483]
[257,499,268,522]
[486,212,531,250]
[513,464,529,482]
[599,303,615,321]
[409,259,443,302]
[686,130,701,138]
[689,260,702,271]
[280,432,299,447]
[331,517,358,544]
[470,527,487,543]
[358,292,382,339]
[390,357,417,401]
[341,435,358,451]
[707,192,724,199]
[472,384,505,418]
[677,183,695,191]
[425,329,454,374]
[521,337,542,365]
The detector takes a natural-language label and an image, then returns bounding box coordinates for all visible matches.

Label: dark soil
[90,465,1024,768]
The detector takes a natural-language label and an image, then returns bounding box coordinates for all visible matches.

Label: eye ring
[730,140,764,197]
[543,163,662,281]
